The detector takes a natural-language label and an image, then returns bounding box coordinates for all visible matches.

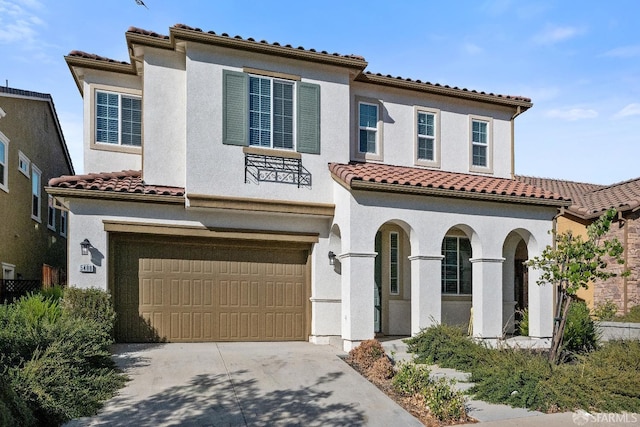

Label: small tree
[526,208,628,362]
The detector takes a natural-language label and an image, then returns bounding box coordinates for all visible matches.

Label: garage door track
[65,342,422,426]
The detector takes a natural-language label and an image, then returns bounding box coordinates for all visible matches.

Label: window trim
[0,133,8,193]
[248,74,297,151]
[31,164,42,223]
[469,115,493,173]
[90,84,142,154]
[47,195,56,231]
[389,231,400,296]
[354,96,384,161]
[414,106,441,168]
[18,151,30,177]
[1,262,15,280]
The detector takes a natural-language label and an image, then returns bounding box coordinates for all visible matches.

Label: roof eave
[335,177,568,208]
[355,73,533,110]
[65,55,137,95]
[45,187,185,205]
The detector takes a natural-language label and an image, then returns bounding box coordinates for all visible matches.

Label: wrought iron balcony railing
[245,151,312,188]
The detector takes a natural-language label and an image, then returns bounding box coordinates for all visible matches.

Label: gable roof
[0,86,75,175]
[516,175,640,219]
[65,24,531,109]
[331,163,569,207]
[47,170,184,203]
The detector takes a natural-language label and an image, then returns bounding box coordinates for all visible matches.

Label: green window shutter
[296,82,320,154]
[223,70,248,146]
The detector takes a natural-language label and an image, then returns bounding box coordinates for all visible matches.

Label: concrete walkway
[65,342,423,427]
[381,337,639,427]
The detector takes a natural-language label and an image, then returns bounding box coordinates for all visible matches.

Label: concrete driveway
[65,342,422,427]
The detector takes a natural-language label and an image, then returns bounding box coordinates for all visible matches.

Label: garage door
[111,235,310,342]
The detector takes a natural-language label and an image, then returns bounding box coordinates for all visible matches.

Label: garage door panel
[116,238,308,342]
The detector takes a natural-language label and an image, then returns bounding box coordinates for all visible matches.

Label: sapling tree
[526,208,628,362]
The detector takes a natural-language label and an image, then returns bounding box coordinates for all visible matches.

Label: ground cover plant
[405,323,640,413]
[345,339,470,426]
[0,288,126,426]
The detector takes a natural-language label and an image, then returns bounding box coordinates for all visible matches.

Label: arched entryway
[503,230,532,335]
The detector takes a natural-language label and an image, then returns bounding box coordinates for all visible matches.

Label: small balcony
[244,149,311,188]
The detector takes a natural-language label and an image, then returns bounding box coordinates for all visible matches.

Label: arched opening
[373,220,412,336]
[502,229,532,335]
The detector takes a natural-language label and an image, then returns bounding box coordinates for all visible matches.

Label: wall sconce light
[80,239,92,256]
[328,251,336,266]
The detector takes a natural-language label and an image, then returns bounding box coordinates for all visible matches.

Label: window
[389,232,399,295]
[18,151,30,177]
[470,117,492,171]
[441,236,472,295]
[60,210,67,237]
[47,195,56,231]
[222,70,320,154]
[31,165,41,222]
[359,102,378,154]
[417,112,435,161]
[0,137,7,192]
[96,90,142,147]
[249,76,294,149]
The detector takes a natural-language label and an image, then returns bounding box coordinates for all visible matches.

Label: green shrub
[563,300,597,355]
[592,300,618,321]
[404,323,489,370]
[40,286,65,302]
[392,362,432,395]
[61,287,116,335]
[0,370,35,427]
[518,308,529,336]
[424,377,467,422]
[614,305,640,323]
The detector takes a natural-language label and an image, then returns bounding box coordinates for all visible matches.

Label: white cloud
[533,25,583,45]
[545,108,598,121]
[463,42,483,55]
[603,45,640,58]
[0,0,45,45]
[614,103,640,118]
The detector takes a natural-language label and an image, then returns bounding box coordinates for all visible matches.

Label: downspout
[510,106,523,179]
[623,212,628,313]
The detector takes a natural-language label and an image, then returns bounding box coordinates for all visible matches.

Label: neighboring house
[48,25,570,350]
[517,175,640,314]
[0,86,74,289]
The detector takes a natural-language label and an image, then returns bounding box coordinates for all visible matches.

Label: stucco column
[470,257,505,338]
[409,255,443,336]
[527,267,553,338]
[339,252,377,351]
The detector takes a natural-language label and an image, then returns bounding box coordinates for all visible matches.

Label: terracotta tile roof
[48,170,184,197]
[330,163,568,206]
[67,50,131,65]
[516,175,640,219]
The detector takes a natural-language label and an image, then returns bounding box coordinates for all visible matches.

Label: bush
[40,286,65,302]
[518,308,529,336]
[369,356,394,381]
[392,362,432,395]
[62,287,116,336]
[404,323,489,370]
[592,300,618,321]
[424,377,467,422]
[345,339,386,372]
[614,305,640,323]
[563,300,597,355]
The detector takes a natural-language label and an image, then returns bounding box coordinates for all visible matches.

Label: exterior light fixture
[328,251,336,266]
[80,239,92,256]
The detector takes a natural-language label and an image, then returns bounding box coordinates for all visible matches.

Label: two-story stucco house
[1,86,74,291]
[48,25,569,350]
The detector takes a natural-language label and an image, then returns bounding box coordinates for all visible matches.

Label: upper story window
[442,236,472,295]
[470,116,492,172]
[96,91,142,147]
[359,102,378,154]
[47,195,56,231]
[31,165,41,222]
[353,97,383,161]
[223,69,320,155]
[0,136,7,192]
[60,210,67,237]
[415,108,440,167]
[249,76,294,149]
[18,151,30,177]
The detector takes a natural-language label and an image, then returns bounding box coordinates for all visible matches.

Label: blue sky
[1,0,639,184]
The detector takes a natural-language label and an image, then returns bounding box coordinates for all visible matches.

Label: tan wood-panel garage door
[111,235,310,342]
